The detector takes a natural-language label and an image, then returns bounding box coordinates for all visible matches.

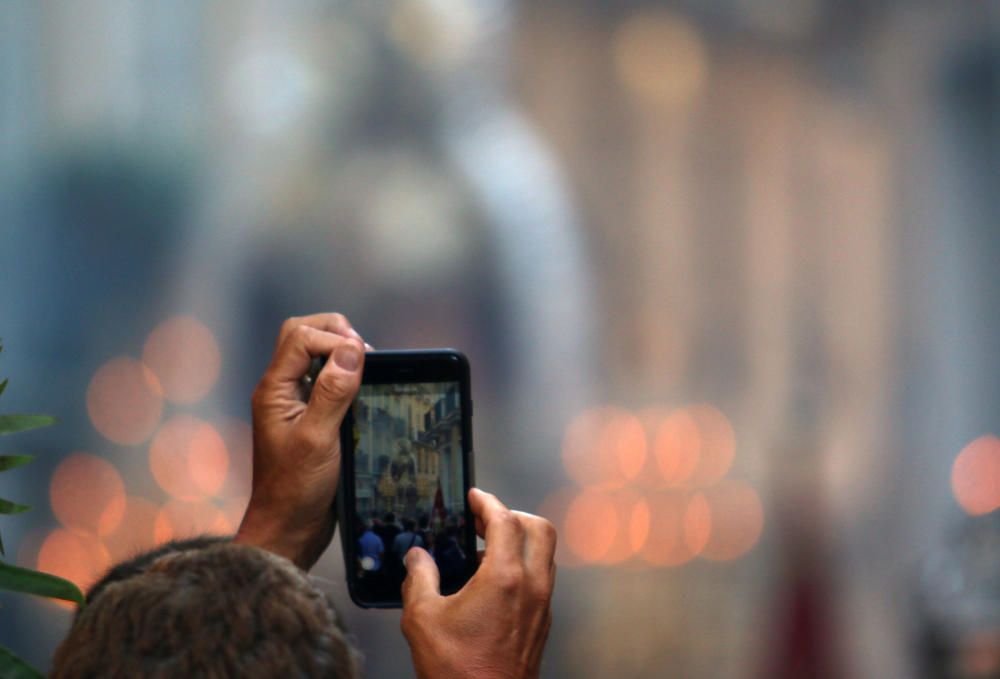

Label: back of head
[51,541,360,679]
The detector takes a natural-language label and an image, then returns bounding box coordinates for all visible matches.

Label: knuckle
[329,312,347,327]
[493,564,525,593]
[290,323,313,343]
[537,517,558,545]
[502,511,526,537]
[280,317,301,337]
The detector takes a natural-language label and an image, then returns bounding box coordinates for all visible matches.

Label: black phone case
[337,349,477,609]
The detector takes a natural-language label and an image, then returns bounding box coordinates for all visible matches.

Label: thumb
[402,547,440,607]
[301,339,364,431]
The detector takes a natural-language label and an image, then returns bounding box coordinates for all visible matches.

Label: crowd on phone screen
[356,510,468,586]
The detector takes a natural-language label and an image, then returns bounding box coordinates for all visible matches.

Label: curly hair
[51,540,361,679]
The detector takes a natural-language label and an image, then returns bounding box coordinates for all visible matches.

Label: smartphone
[337,350,478,608]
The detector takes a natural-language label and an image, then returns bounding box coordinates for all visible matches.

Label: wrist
[234,498,328,570]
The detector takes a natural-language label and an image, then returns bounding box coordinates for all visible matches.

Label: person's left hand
[234,313,366,570]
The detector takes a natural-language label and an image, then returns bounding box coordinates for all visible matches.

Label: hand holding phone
[401,489,557,679]
[234,314,366,570]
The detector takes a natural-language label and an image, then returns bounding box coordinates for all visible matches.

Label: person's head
[402,518,416,532]
[385,512,396,525]
[51,539,361,679]
[418,513,429,530]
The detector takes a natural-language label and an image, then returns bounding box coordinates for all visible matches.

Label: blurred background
[1,1,999,677]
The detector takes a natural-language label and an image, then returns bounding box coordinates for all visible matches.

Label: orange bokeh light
[598,489,649,565]
[683,492,712,556]
[652,409,702,487]
[50,453,126,536]
[37,529,111,594]
[685,405,736,488]
[154,499,234,543]
[564,489,619,563]
[640,491,699,567]
[86,357,164,445]
[628,497,651,555]
[952,435,1000,516]
[562,407,647,489]
[698,480,764,561]
[103,496,162,562]
[142,316,221,404]
[149,415,229,500]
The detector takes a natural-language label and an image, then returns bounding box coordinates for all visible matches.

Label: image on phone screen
[347,380,472,602]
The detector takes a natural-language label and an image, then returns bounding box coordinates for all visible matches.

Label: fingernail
[334,344,361,372]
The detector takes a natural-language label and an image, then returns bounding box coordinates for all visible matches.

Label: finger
[275,313,362,350]
[402,547,440,608]
[300,337,364,432]
[267,325,346,384]
[468,488,525,570]
[514,511,557,582]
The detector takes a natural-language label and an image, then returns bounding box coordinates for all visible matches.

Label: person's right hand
[401,489,557,679]
[234,313,366,571]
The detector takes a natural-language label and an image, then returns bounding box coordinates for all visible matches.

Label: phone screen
[340,351,476,607]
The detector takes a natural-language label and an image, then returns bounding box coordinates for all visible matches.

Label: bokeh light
[562,407,647,489]
[389,0,478,70]
[652,408,702,487]
[952,435,1000,516]
[698,480,764,561]
[102,496,162,562]
[86,356,164,445]
[628,496,651,556]
[49,453,126,536]
[685,405,736,488]
[599,488,649,565]
[142,316,221,404]
[640,491,699,567]
[612,9,708,111]
[564,488,619,564]
[149,415,230,500]
[37,529,111,594]
[683,492,712,556]
[154,499,233,543]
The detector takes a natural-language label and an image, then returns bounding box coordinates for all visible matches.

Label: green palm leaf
[0,498,30,515]
[0,646,45,679]
[0,456,32,472]
[0,415,56,436]
[0,561,85,605]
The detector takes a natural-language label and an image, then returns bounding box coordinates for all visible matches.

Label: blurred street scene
[1,1,999,677]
